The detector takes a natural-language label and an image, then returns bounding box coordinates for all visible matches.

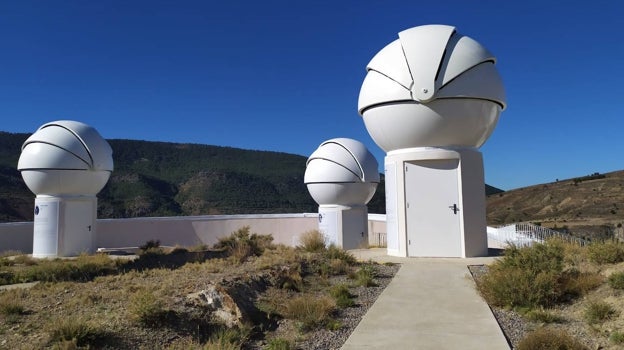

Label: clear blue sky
[1,1,622,190]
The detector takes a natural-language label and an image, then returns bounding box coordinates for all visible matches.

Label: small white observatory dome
[18,120,114,196]
[358,24,507,152]
[305,138,379,206]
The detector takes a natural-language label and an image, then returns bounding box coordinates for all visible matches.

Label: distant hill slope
[0,132,387,221]
[486,170,624,240]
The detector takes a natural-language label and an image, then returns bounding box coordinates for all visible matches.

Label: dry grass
[517,327,588,350]
[298,230,326,252]
[282,294,336,331]
[0,227,387,349]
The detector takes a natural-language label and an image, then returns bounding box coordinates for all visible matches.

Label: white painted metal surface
[405,160,461,257]
[305,138,379,206]
[18,120,113,195]
[305,138,379,250]
[358,24,506,153]
[18,120,113,257]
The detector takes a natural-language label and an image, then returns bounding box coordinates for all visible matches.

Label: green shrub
[330,284,355,308]
[608,271,624,289]
[265,338,292,350]
[283,294,335,331]
[476,241,582,309]
[524,309,564,323]
[517,327,587,350]
[298,230,326,253]
[351,264,377,287]
[129,290,167,327]
[587,240,624,264]
[584,301,618,324]
[610,331,624,344]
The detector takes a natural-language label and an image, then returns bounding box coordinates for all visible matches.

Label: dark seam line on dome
[307,157,363,181]
[437,61,496,90]
[21,141,92,168]
[368,69,411,91]
[18,167,96,171]
[41,124,95,166]
[359,100,416,114]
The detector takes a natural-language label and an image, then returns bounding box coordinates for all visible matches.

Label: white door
[62,200,95,256]
[405,159,462,257]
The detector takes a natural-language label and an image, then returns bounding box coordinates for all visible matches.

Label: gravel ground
[261,263,400,350]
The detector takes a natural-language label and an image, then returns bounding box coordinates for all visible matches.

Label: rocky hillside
[486,170,624,240]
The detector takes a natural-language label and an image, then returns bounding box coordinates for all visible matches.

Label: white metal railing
[487,222,588,247]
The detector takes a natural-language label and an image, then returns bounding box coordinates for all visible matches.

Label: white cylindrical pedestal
[318,205,368,250]
[33,195,97,258]
[384,147,488,258]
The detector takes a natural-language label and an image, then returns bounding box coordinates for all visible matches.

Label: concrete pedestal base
[384,147,488,258]
[33,195,97,258]
[318,205,368,250]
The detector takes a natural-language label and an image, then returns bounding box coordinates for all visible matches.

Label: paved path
[342,249,510,350]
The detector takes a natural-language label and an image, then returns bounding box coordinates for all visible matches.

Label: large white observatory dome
[305,138,379,206]
[18,120,114,196]
[358,24,507,152]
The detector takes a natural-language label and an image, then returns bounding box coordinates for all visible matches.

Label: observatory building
[358,25,506,257]
[17,121,113,258]
[304,138,379,249]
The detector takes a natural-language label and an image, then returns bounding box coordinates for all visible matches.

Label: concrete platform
[342,249,510,350]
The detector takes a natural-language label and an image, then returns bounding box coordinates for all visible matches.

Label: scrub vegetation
[0,227,397,349]
[474,238,624,349]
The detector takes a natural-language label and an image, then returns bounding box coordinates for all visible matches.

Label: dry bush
[0,289,26,316]
[46,317,105,348]
[584,301,618,324]
[524,308,565,323]
[128,290,168,327]
[476,241,593,309]
[517,327,587,350]
[214,226,274,263]
[608,271,624,289]
[587,240,624,264]
[324,245,357,265]
[14,253,118,284]
[283,294,336,331]
[298,230,326,253]
[253,244,299,270]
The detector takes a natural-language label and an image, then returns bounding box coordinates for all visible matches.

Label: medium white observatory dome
[358,24,507,152]
[18,120,114,196]
[305,138,379,206]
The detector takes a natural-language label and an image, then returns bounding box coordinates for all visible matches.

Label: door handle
[449,204,459,214]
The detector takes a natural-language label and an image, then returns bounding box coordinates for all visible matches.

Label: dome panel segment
[437,62,506,108]
[398,25,456,102]
[307,142,362,180]
[305,159,361,183]
[358,70,412,114]
[41,120,114,171]
[22,125,92,166]
[18,143,90,170]
[366,39,412,89]
[439,35,495,87]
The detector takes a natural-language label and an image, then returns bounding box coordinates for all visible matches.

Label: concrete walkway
[342,249,510,350]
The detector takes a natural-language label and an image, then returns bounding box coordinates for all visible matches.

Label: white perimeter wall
[0,213,388,254]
